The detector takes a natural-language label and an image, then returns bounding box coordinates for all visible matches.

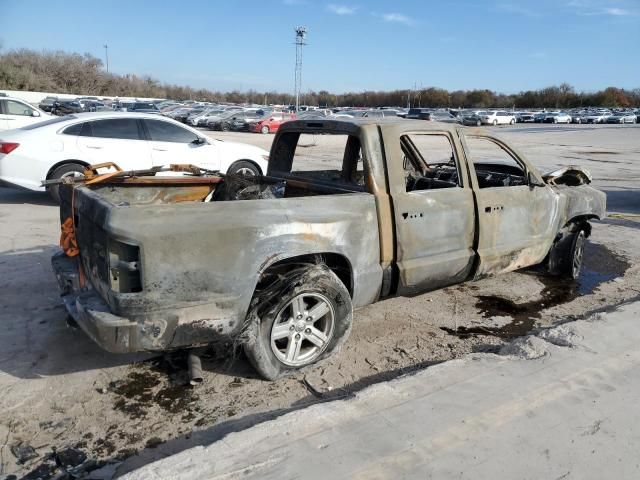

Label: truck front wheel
[547,227,586,280]
[567,230,586,279]
[244,265,353,380]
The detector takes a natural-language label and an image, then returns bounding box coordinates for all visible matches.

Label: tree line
[1,48,638,108]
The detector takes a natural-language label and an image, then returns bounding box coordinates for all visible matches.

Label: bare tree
[0,47,638,107]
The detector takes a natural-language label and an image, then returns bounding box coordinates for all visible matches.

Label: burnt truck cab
[52,119,605,379]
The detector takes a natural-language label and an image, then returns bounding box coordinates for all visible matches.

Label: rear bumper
[52,250,245,353]
[52,251,139,353]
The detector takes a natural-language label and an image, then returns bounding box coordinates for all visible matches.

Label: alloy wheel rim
[236,167,255,176]
[270,292,335,367]
[60,171,84,180]
[572,233,585,278]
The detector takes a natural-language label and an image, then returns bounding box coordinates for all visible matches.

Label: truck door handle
[153,148,168,152]
[86,145,103,149]
[485,205,504,213]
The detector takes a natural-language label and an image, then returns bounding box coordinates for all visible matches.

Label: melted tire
[547,227,587,279]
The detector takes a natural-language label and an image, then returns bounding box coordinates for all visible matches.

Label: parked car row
[570,109,638,124]
[161,103,300,134]
[15,94,640,133]
[39,96,112,116]
[458,108,639,126]
[515,109,638,125]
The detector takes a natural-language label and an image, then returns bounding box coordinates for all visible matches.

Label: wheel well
[260,253,353,297]
[46,159,90,180]
[564,215,596,237]
[230,159,263,175]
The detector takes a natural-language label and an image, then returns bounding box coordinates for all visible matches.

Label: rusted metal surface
[99,176,223,185]
[95,185,215,205]
[52,119,606,355]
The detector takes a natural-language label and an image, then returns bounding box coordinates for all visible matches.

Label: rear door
[142,118,220,170]
[76,118,152,170]
[460,132,558,277]
[381,126,476,294]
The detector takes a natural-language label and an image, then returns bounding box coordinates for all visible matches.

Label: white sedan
[480,111,516,126]
[544,112,572,124]
[0,97,52,130]
[0,112,269,202]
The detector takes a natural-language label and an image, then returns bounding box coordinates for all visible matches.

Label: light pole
[103,44,109,73]
[294,27,307,112]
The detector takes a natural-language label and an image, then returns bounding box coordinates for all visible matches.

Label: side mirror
[528,171,545,187]
[32,110,41,117]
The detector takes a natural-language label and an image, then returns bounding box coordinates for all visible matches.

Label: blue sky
[3,0,639,93]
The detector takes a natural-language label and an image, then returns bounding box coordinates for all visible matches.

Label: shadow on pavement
[0,186,55,206]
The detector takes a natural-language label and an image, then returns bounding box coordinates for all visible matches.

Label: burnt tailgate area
[1,125,639,478]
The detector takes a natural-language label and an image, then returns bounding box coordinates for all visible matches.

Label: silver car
[606,112,637,124]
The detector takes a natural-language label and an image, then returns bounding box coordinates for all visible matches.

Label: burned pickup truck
[52,119,605,379]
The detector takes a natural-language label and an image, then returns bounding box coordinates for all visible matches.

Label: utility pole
[103,44,109,73]
[294,26,307,112]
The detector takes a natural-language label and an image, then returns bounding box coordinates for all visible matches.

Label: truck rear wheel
[244,265,352,380]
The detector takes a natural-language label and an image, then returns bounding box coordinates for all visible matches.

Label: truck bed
[73,173,365,208]
[56,175,382,353]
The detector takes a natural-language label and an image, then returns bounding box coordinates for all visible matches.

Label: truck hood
[542,166,592,186]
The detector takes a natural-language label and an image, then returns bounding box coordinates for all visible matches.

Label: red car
[250,112,297,134]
